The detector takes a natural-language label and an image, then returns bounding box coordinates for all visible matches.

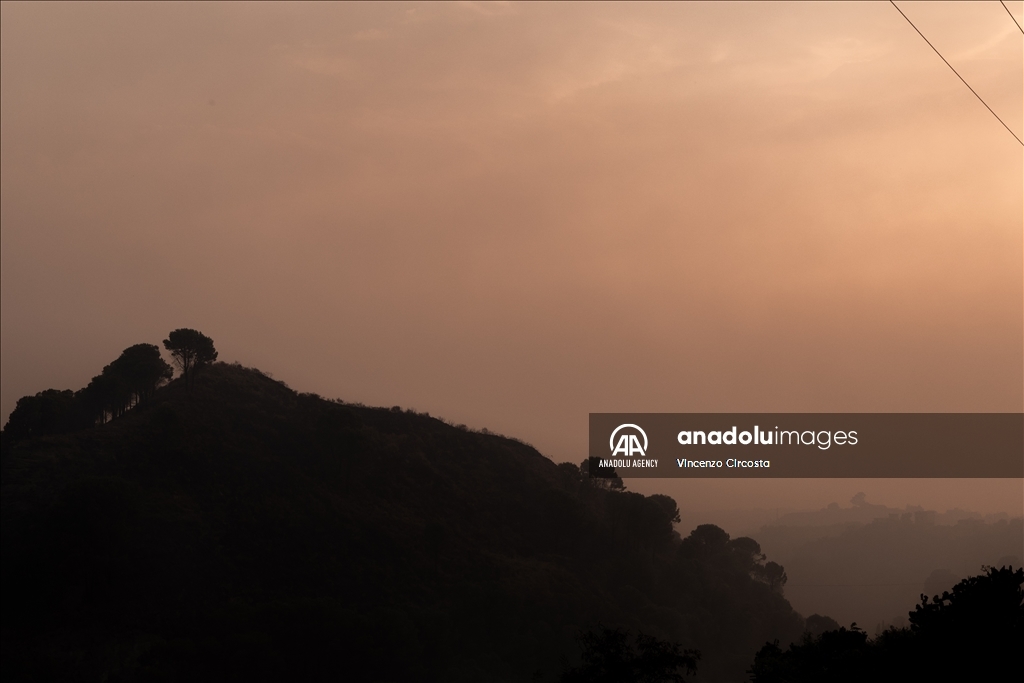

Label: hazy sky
[2,2,1022,513]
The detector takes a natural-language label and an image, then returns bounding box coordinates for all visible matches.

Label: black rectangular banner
[587,413,1023,478]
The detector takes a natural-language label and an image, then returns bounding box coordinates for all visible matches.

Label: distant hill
[1,362,804,682]
[768,493,1014,528]
[674,497,1023,637]
[752,507,1022,633]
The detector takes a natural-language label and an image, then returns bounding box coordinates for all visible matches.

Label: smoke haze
[3,1,1021,513]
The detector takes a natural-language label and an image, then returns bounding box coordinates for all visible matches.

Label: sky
[2,1,1022,514]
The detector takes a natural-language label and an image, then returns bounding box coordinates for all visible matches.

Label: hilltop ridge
[2,362,804,682]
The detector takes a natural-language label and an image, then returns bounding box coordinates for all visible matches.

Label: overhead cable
[1000,0,1024,35]
[890,0,1023,146]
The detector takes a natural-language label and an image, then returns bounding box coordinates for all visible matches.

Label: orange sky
[2,2,1022,513]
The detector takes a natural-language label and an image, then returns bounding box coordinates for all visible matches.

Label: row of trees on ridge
[2,329,217,445]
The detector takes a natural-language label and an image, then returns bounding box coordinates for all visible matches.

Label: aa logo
[609,424,648,457]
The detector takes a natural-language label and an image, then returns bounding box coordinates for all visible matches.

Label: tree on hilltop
[163,329,218,392]
[110,343,173,403]
[81,343,173,421]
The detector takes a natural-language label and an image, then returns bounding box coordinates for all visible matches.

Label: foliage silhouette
[560,626,699,683]
[112,343,174,403]
[748,565,1024,682]
[581,457,625,491]
[2,344,172,450]
[162,328,218,391]
[82,343,174,421]
[1,389,88,445]
[755,561,788,593]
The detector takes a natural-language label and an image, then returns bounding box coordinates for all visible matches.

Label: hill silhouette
[2,362,804,682]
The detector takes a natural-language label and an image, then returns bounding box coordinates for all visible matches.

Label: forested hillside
[2,362,804,682]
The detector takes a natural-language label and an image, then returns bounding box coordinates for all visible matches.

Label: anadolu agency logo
[610,424,648,457]
[600,424,658,469]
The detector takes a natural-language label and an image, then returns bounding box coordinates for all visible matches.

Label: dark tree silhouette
[906,564,1023,678]
[748,626,870,683]
[2,389,84,444]
[561,626,700,683]
[163,328,218,391]
[2,343,173,444]
[80,344,174,422]
[755,561,788,593]
[81,369,125,422]
[678,523,731,559]
[581,458,625,490]
[728,536,766,567]
[648,493,682,524]
[112,343,173,403]
[748,565,1024,682]
[804,614,841,639]
[606,492,680,558]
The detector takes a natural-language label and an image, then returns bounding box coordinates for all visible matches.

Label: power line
[890,0,1023,147]
[1000,0,1024,35]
